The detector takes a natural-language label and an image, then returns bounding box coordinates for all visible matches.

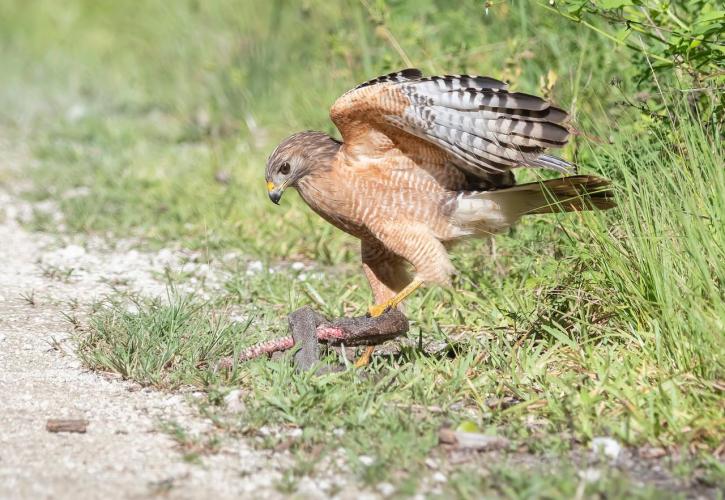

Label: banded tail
[452,175,615,235]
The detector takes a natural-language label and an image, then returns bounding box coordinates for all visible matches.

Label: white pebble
[229,313,247,324]
[578,467,602,483]
[61,244,86,259]
[246,260,263,274]
[223,390,246,413]
[424,458,438,469]
[591,437,621,460]
[377,482,395,496]
[358,455,375,466]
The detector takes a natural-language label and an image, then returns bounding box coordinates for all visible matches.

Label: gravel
[0,188,310,499]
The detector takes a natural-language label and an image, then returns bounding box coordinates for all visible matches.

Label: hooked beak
[267,181,284,205]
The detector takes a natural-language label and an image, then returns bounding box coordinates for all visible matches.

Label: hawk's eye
[279,162,291,175]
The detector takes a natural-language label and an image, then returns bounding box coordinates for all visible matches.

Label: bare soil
[0,187,320,499]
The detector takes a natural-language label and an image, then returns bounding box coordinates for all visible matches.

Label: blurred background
[1,0,720,259]
[0,0,666,258]
[0,0,720,259]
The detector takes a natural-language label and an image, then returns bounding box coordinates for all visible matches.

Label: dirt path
[0,188,315,499]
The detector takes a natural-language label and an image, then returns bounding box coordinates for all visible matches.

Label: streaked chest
[295,142,462,239]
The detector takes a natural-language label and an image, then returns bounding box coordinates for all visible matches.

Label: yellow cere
[266,181,275,192]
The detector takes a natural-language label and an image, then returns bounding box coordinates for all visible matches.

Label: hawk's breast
[296,146,466,242]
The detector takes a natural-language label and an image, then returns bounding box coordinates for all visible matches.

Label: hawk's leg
[355,241,412,368]
[355,280,422,367]
[367,278,424,318]
[363,223,455,317]
[361,240,413,307]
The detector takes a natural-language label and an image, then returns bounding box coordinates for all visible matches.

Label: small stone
[377,482,395,496]
[438,427,509,451]
[317,478,331,491]
[223,390,246,413]
[229,313,247,324]
[66,103,86,121]
[222,251,238,262]
[638,446,667,459]
[246,260,263,275]
[358,455,375,466]
[291,262,305,271]
[61,245,86,260]
[432,472,447,483]
[578,467,601,483]
[438,427,457,445]
[591,437,621,460]
[214,170,231,185]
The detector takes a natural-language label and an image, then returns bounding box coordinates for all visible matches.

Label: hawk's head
[265,131,340,204]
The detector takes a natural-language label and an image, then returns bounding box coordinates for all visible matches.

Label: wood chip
[46,419,88,433]
[438,427,509,451]
[638,446,668,459]
[438,427,458,445]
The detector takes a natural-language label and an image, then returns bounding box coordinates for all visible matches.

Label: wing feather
[330,68,575,179]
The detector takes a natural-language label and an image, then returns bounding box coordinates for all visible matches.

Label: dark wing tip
[400,68,423,79]
[354,68,423,90]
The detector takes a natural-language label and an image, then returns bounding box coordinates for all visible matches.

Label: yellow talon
[367,279,424,318]
[354,346,375,368]
[355,279,424,368]
[368,302,391,318]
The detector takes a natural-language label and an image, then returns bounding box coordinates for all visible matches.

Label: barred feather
[453,175,615,236]
[372,68,575,177]
[485,175,615,214]
[414,74,508,93]
[354,68,423,90]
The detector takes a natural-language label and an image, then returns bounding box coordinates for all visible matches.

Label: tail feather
[504,175,615,214]
[451,175,615,236]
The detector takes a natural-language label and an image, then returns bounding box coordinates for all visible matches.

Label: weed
[20,289,36,306]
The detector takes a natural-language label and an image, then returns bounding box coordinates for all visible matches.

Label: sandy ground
[0,186,331,499]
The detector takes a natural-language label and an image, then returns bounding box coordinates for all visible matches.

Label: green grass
[1,0,723,496]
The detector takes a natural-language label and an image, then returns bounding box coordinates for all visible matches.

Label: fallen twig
[46,419,88,433]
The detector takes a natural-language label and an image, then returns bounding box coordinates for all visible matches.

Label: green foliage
[584,104,724,379]
[79,292,256,388]
[550,0,724,122]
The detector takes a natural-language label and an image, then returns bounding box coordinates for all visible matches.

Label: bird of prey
[265,68,613,364]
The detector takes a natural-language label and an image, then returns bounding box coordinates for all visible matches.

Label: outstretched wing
[330,68,574,179]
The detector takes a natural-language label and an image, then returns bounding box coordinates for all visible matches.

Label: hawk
[265,68,613,363]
